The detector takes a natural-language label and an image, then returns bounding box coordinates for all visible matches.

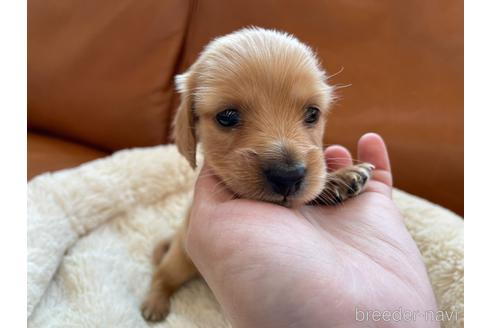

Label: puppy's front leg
[313,163,375,205]
[141,226,198,322]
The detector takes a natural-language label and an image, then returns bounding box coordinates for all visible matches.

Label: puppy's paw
[152,238,171,266]
[342,163,374,197]
[314,163,375,205]
[141,292,170,322]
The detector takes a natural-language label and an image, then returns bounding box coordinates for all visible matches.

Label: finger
[357,133,393,188]
[187,163,234,254]
[324,145,353,171]
[194,163,235,205]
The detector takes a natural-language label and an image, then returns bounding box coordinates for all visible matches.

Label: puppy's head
[174,28,333,207]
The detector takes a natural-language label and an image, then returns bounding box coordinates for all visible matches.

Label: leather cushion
[28,0,191,151]
[28,132,108,180]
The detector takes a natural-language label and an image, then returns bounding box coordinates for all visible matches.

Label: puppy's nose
[264,164,306,196]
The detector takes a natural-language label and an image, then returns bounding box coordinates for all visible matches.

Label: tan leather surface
[27,0,463,214]
[28,132,108,180]
[28,0,191,151]
[172,0,463,215]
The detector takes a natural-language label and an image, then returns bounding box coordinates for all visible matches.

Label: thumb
[187,163,234,265]
[357,133,393,197]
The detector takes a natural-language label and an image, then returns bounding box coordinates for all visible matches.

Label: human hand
[186,133,438,328]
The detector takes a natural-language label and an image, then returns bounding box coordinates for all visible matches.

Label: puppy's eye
[216,109,240,127]
[304,106,320,125]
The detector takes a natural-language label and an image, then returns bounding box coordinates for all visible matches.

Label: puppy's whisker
[197,173,224,180]
[234,148,259,160]
[304,145,324,153]
[319,187,349,207]
[325,178,354,195]
[315,192,337,206]
[332,83,352,91]
[324,157,365,164]
[326,66,345,80]
[209,179,235,198]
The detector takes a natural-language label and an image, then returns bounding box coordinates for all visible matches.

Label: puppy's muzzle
[264,164,306,196]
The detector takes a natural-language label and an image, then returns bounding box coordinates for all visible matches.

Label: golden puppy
[141,27,374,321]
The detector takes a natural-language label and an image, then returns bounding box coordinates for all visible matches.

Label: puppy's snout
[264,164,305,196]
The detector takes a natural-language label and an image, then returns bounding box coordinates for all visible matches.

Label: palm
[187,134,438,328]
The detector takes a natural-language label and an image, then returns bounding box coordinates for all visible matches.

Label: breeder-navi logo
[355,306,459,322]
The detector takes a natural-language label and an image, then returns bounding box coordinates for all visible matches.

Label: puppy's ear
[173,71,197,169]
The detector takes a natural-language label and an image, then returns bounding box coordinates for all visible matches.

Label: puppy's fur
[141,28,373,322]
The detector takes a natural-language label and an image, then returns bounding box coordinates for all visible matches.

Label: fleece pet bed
[27,145,464,328]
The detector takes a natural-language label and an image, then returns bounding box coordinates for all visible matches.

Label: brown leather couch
[28,0,464,215]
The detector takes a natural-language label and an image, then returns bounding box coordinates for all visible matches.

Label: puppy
[141,27,374,322]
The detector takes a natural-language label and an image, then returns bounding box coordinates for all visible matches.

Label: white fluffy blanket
[27,145,463,327]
